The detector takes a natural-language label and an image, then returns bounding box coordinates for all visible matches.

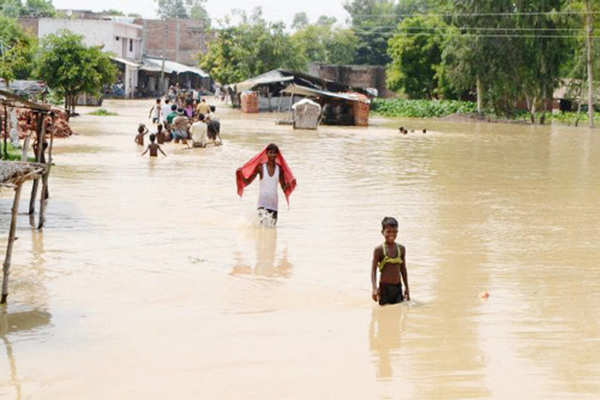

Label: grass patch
[89,108,118,116]
[0,142,36,162]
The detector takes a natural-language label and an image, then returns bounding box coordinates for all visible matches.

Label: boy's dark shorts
[378,283,403,306]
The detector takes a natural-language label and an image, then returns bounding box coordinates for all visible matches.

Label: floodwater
[1,99,599,399]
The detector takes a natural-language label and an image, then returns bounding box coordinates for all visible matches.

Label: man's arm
[148,106,154,119]
[159,146,167,157]
[400,246,410,300]
[371,248,380,302]
[141,146,149,156]
[243,164,261,185]
[279,167,287,192]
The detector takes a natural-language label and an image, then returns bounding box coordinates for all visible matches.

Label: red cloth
[236,147,297,206]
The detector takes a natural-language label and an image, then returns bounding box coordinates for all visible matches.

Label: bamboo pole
[38,117,54,229]
[586,0,594,128]
[28,114,44,219]
[1,183,23,304]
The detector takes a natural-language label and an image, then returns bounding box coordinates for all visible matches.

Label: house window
[129,39,133,52]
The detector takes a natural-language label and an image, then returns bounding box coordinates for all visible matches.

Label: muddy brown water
[1,99,599,399]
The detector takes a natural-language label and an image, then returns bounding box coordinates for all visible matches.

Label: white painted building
[38,18,143,98]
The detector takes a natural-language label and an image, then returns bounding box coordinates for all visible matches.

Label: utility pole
[161,21,168,95]
[586,0,594,128]
[175,18,180,63]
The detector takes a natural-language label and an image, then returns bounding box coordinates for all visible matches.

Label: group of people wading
[137,96,222,156]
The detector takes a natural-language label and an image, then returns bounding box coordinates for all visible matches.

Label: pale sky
[51,0,349,26]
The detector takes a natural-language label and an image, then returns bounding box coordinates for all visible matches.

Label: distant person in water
[237,143,296,226]
[155,124,166,144]
[371,217,410,306]
[135,124,148,146]
[141,134,166,158]
[148,98,162,124]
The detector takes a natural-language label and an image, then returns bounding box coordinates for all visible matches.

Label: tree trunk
[476,76,483,114]
[3,105,8,160]
[586,0,594,128]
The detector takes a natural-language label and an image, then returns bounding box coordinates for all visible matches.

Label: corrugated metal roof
[141,57,209,77]
[282,84,370,104]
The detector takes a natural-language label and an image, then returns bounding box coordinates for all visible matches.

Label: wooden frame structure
[0,89,55,305]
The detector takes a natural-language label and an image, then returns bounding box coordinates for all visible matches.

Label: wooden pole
[38,117,54,229]
[28,114,44,218]
[3,105,7,160]
[586,0,594,128]
[1,183,23,304]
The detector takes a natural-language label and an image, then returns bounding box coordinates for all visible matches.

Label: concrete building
[38,18,143,97]
[135,18,211,67]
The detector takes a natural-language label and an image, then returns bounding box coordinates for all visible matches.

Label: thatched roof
[0,161,47,187]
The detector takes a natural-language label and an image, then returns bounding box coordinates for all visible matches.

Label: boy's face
[382,227,398,243]
[267,149,278,161]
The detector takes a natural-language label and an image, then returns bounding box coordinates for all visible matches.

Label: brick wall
[310,64,393,98]
[135,18,212,66]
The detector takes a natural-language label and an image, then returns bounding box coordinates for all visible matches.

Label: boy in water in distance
[141,134,167,158]
[371,217,410,306]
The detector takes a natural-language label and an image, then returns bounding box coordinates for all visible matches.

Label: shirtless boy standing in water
[141,134,167,158]
[371,217,410,305]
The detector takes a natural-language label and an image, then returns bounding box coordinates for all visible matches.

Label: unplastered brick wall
[136,18,212,66]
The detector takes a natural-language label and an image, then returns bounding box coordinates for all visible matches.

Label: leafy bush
[371,98,477,118]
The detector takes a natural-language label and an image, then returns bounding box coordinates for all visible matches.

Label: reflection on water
[369,305,407,380]
[232,225,293,278]
[1,309,51,400]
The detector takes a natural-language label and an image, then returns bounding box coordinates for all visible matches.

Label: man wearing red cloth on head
[236,143,296,226]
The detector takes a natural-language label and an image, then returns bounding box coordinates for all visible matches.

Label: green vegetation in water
[0,142,35,162]
[371,98,477,118]
[89,109,118,116]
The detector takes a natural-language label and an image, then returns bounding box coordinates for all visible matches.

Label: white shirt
[258,164,279,211]
[190,121,207,145]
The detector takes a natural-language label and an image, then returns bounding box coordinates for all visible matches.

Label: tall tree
[200,9,304,84]
[387,16,446,98]
[344,0,432,65]
[188,0,210,27]
[440,0,571,120]
[35,30,116,114]
[156,0,187,19]
[292,12,309,31]
[0,15,35,83]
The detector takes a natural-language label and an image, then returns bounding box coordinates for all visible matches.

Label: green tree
[23,0,54,17]
[35,30,116,114]
[188,0,210,27]
[0,15,35,82]
[200,9,304,84]
[156,0,187,19]
[292,12,309,31]
[0,0,23,17]
[387,16,446,98]
[344,0,432,65]
[291,23,357,66]
[439,0,572,120]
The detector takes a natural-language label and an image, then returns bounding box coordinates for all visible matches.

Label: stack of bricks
[241,92,259,113]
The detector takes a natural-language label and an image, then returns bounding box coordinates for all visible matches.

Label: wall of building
[38,19,142,61]
[136,18,211,66]
[309,64,392,98]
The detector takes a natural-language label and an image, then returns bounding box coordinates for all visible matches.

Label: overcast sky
[52,0,350,26]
